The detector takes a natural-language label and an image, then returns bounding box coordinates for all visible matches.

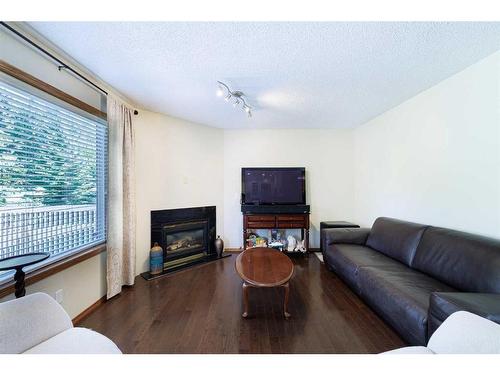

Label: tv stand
[242,207,310,252]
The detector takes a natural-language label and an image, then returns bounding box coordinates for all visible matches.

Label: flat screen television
[241,167,306,205]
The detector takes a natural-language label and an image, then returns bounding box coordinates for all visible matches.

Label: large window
[0,79,107,274]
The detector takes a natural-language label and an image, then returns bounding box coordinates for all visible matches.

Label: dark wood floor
[79,254,405,353]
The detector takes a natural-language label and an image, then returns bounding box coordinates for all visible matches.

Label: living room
[1,1,500,373]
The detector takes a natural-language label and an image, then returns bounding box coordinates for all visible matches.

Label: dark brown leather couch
[322,217,500,346]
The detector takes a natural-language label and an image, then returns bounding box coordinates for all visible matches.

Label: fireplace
[150,206,217,273]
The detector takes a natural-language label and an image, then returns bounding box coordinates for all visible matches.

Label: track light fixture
[217,81,252,117]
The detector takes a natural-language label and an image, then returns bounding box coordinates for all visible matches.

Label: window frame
[0,61,108,295]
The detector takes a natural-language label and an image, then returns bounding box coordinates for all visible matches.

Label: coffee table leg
[283,282,291,319]
[242,282,250,318]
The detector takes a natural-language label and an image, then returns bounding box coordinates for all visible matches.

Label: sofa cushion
[365,217,428,267]
[358,264,456,345]
[324,244,405,294]
[24,327,122,354]
[412,227,500,293]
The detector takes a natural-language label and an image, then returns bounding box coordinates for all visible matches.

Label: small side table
[0,253,50,298]
[320,221,360,253]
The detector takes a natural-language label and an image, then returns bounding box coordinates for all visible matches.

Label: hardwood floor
[78,254,405,353]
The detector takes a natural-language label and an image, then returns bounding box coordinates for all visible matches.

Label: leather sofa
[322,217,500,346]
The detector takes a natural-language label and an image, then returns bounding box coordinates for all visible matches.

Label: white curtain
[106,96,136,299]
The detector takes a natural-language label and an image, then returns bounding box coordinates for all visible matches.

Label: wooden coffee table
[235,247,294,319]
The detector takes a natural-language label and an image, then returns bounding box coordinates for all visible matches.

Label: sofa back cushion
[366,217,428,266]
[412,227,500,293]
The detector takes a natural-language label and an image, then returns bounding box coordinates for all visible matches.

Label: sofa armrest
[0,292,73,354]
[427,311,500,354]
[428,292,500,337]
[322,228,371,249]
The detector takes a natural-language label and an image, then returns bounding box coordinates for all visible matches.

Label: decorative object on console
[268,240,285,251]
[214,236,224,258]
[149,243,164,275]
[287,235,297,252]
[256,237,267,247]
[216,81,252,117]
[295,239,307,253]
[246,233,257,248]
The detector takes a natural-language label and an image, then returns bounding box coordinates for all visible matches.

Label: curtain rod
[0,22,140,115]
[0,22,108,96]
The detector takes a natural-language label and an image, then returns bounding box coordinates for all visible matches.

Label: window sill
[0,243,106,299]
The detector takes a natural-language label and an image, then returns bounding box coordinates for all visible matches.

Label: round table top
[235,247,294,287]
[0,253,50,271]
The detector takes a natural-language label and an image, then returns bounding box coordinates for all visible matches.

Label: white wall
[134,111,224,273]
[223,129,354,248]
[353,51,500,238]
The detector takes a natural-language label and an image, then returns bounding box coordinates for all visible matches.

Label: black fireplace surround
[151,206,217,272]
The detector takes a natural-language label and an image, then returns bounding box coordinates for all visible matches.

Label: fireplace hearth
[142,206,230,280]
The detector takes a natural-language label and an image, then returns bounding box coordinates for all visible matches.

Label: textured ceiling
[28,22,500,129]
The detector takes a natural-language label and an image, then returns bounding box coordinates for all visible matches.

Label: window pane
[0,80,107,267]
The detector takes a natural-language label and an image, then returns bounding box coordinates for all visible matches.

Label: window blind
[0,79,107,266]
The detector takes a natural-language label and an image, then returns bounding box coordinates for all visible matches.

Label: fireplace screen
[162,220,208,261]
[166,228,204,253]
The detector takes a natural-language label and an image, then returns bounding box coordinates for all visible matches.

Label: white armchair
[0,292,121,354]
[383,311,500,354]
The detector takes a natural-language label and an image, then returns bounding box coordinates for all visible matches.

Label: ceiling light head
[216,85,224,97]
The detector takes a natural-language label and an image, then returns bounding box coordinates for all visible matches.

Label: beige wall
[223,129,355,248]
[0,252,107,319]
[352,51,500,238]
[134,111,225,273]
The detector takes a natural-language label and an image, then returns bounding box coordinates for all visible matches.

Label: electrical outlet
[55,289,63,304]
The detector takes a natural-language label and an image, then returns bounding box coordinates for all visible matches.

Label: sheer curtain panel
[106,96,136,299]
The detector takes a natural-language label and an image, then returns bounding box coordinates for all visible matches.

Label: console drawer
[277,222,305,229]
[246,215,276,222]
[277,215,306,222]
[247,223,275,229]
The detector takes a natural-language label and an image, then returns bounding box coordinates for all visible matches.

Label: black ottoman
[320,221,360,253]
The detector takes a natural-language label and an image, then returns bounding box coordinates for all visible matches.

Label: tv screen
[241,167,306,205]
